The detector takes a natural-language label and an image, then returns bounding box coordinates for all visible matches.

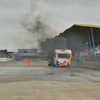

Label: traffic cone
[25,59,27,64]
[28,60,30,65]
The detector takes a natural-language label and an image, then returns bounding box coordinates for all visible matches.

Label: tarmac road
[0,61,100,100]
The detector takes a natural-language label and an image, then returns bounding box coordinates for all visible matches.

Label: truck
[48,49,72,67]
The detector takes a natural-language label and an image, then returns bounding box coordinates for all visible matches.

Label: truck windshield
[58,54,70,58]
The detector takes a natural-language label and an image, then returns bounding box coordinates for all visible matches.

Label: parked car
[8,55,12,58]
[16,56,21,61]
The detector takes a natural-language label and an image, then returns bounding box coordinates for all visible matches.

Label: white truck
[48,49,72,67]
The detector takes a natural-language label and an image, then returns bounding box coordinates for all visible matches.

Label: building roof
[58,24,100,52]
[74,24,100,28]
[66,24,100,32]
[59,24,100,43]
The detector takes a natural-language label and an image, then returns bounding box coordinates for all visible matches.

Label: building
[7,49,47,59]
[58,24,100,61]
[58,24,100,54]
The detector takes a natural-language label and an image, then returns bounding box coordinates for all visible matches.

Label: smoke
[40,37,67,55]
[22,16,53,41]
[21,0,56,48]
[20,0,68,55]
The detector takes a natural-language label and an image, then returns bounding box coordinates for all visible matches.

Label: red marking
[28,60,30,65]
[63,52,67,54]
[25,60,27,64]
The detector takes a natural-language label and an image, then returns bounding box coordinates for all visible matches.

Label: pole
[91,27,95,49]
[88,30,92,50]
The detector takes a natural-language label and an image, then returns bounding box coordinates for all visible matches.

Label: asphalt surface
[0,61,100,100]
[0,61,100,83]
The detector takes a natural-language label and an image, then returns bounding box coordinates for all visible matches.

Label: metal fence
[72,54,100,62]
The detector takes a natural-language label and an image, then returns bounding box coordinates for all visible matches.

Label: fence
[72,54,100,62]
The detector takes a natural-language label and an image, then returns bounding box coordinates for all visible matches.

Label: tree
[0,49,8,54]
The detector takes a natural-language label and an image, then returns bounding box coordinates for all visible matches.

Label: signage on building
[18,49,37,53]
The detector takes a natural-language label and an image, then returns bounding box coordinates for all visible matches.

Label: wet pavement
[0,61,100,83]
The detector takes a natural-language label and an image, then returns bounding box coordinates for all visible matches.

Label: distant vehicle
[37,58,45,61]
[48,49,72,67]
[16,56,21,61]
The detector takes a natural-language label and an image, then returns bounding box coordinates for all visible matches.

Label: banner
[18,49,37,53]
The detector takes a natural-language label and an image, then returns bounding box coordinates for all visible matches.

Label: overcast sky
[0,0,100,49]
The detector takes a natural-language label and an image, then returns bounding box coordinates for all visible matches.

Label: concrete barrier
[72,61,100,69]
[0,58,13,62]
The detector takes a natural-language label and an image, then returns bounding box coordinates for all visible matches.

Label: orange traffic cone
[25,60,27,64]
[28,60,30,65]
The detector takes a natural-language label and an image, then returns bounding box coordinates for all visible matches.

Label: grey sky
[0,0,100,49]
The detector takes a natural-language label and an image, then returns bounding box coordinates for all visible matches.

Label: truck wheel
[54,65,56,67]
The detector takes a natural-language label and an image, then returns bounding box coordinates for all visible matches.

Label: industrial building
[7,49,47,60]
